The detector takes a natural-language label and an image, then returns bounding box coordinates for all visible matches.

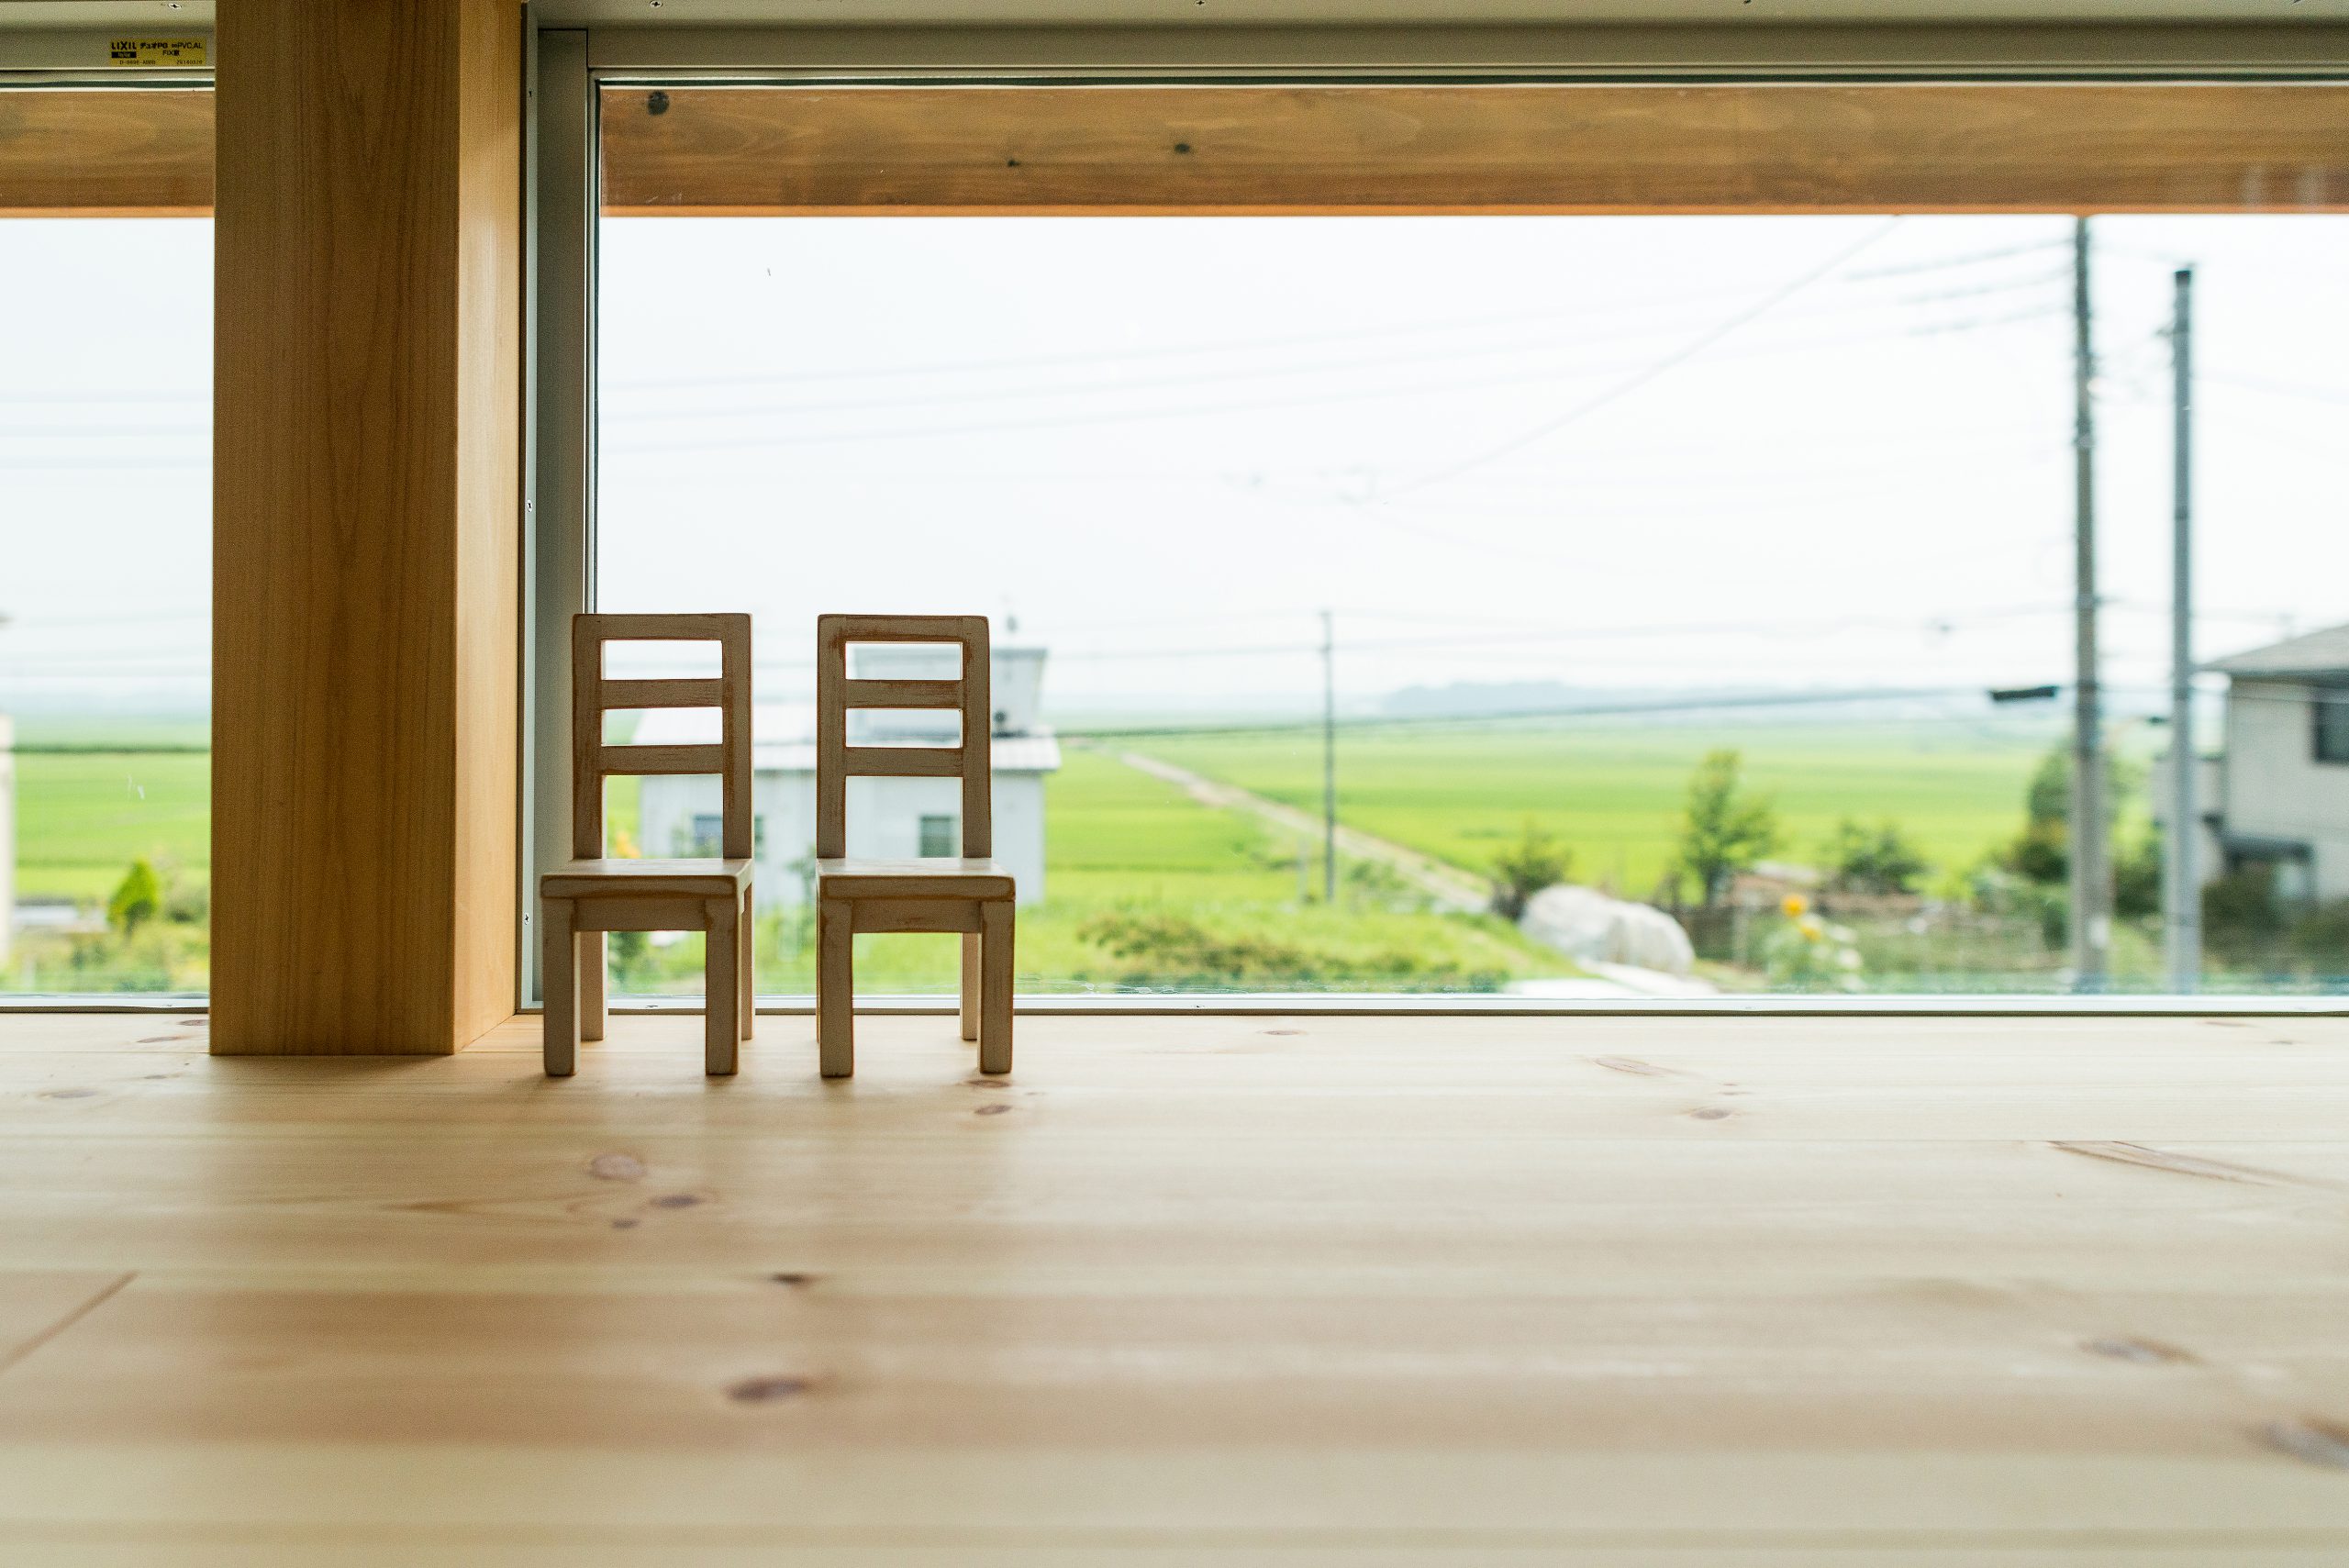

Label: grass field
[658,748,1579,995]
[4,732,1580,995]
[10,718,209,905]
[1138,720,2061,902]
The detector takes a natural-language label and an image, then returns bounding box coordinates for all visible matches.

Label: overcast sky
[5,210,2344,717]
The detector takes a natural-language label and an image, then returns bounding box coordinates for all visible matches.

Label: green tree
[107,857,163,935]
[1672,750,1780,907]
[1487,819,1572,921]
[1821,817,1930,895]
[2113,832,2163,918]
[2001,742,2148,887]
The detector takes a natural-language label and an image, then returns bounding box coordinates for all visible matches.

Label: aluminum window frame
[0,39,214,1011]
[529,26,2349,1017]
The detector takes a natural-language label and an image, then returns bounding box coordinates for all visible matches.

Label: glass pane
[1,200,212,995]
[592,94,2349,998]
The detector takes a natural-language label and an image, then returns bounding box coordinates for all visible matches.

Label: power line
[1374,219,1905,500]
[598,271,1919,397]
[2203,369,2349,407]
[1845,237,2068,280]
[1062,684,1984,741]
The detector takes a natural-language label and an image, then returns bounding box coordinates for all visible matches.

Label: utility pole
[1320,608,1337,903]
[2165,265,2200,992]
[2069,217,2111,991]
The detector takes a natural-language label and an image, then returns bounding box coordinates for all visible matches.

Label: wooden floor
[2,1010,2347,1563]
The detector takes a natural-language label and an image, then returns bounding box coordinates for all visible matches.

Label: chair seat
[817,856,1014,900]
[541,857,755,899]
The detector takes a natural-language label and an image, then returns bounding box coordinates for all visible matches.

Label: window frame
[0,48,216,1009]
[2315,689,2349,766]
[518,28,2349,1016]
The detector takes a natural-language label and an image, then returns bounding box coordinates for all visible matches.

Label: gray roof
[633,704,1059,775]
[2208,623,2349,680]
[755,735,1061,775]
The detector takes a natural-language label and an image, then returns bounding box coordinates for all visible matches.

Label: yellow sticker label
[108,38,207,68]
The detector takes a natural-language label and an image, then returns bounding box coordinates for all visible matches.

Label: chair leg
[818,897,854,1079]
[703,896,740,1076]
[580,930,607,1043]
[541,898,578,1077]
[978,899,1014,1076]
[738,886,756,1041]
[960,931,981,1043]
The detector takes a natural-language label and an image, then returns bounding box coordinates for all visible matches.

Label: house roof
[631,705,1061,774]
[754,735,1063,774]
[2208,623,2349,680]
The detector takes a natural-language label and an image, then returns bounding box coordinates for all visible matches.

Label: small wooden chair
[815,614,1013,1079]
[542,613,755,1078]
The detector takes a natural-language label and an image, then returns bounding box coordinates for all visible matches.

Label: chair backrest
[815,614,991,861]
[572,613,753,862]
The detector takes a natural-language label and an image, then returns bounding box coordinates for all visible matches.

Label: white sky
[4,210,2345,718]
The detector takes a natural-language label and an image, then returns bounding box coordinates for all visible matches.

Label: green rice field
[9,718,209,905]
[1139,720,2060,902]
[6,714,2080,994]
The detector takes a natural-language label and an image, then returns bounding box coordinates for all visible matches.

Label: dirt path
[1115,749,1492,913]
[1110,747,1707,999]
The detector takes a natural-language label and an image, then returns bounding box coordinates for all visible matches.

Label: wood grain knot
[770,1273,817,1287]
[728,1375,814,1404]
[1596,1056,1672,1077]
[2083,1336,2196,1365]
[2051,1140,2311,1188]
[2261,1418,2349,1470]
[588,1153,647,1182]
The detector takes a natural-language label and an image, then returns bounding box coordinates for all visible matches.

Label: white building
[634,643,1059,909]
[0,713,12,966]
[2164,624,2349,904]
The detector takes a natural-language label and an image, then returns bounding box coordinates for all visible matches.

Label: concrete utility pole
[1320,608,1337,903]
[2069,217,2112,991]
[2165,266,2200,992]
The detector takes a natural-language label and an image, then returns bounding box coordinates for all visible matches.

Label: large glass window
[2,174,211,995]
[585,90,2349,1000]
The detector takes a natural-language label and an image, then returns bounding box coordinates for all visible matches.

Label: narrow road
[1111,747,1708,999]
[1115,749,1492,913]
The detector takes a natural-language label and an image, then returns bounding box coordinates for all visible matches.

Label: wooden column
[211,0,522,1053]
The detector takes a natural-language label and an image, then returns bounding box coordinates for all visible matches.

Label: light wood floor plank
[0,1012,2343,1559]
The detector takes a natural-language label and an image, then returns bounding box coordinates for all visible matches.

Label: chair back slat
[602,677,726,709]
[841,678,961,709]
[816,614,992,860]
[572,613,752,862]
[600,743,729,776]
[841,745,964,778]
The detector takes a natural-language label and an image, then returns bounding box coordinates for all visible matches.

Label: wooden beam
[0,88,212,217]
[600,83,2349,216]
[14,82,2347,221]
[211,0,522,1054]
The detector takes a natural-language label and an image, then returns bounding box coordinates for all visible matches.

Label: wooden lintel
[16,82,2348,221]
[0,88,213,217]
[599,83,2349,217]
